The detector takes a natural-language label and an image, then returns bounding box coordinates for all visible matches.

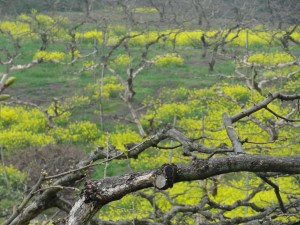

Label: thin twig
[45,135,157,180]
[3,174,45,225]
[264,106,300,122]
[258,175,287,213]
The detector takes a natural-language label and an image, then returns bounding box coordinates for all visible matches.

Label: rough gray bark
[66,155,300,225]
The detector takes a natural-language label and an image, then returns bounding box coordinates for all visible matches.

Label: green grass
[2,40,247,126]
[3,34,289,125]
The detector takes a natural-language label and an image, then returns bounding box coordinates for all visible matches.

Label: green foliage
[0,165,26,219]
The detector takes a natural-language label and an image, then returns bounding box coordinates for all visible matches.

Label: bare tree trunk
[127,101,146,137]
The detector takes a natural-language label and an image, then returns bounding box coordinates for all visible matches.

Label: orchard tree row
[1,4,300,225]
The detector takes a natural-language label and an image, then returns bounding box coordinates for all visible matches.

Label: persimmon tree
[1,5,300,225]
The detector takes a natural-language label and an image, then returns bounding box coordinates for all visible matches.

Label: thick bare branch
[67,155,300,224]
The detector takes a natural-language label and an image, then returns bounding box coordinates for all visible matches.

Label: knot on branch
[80,180,101,205]
[154,164,178,190]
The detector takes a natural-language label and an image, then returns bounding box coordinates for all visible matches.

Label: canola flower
[83,30,103,43]
[128,31,159,46]
[50,121,100,143]
[111,54,132,66]
[0,105,101,149]
[154,53,184,66]
[248,52,294,66]
[85,76,124,99]
[0,106,54,149]
[2,11,300,50]
[68,49,81,58]
[35,14,55,25]
[133,7,158,13]
[99,194,153,221]
[95,129,142,151]
[0,21,32,39]
[33,50,66,61]
[83,60,96,68]
[17,13,68,41]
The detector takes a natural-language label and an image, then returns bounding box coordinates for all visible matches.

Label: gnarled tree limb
[66,155,300,225]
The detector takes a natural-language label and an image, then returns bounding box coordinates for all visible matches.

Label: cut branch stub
[154,164,178,190]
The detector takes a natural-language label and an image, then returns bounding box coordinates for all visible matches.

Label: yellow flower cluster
[0,21,32,38]
[2,11,300,51]
[222,84,251,103]
[0,106,55,150]
[228,29,271,47]
[133,7,158,13]
[213,175,293,219]
[0,106,47,132]
[128,31,159,46]
[63,95,90,110]
[99,194,152,221]
[291,32,300,43]
[17,13,68,41]
[174,31,203,46]
[35,14,55,26]
[33,50,66,61]
[83,60,96,68]
[50,121,100,143]
[18,13,34,23]
[111,54,132,66]
[95,130,142,151]
[0,104,102,149]
[154,53,184,66]
[83,30,103,43]
[69,121,100,142]
[0,131,55,150]
[248,52,294,66]
[68,49,81,58]
[86,76,124,99]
